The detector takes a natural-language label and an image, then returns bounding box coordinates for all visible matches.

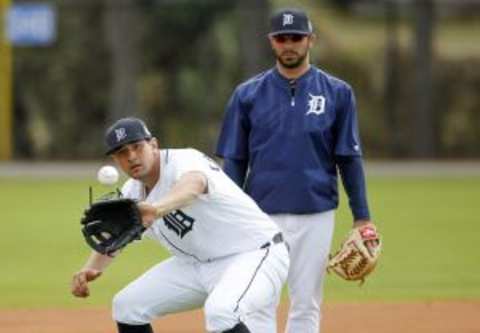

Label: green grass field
[1,175,479,309]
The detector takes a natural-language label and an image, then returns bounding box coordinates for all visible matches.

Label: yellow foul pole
[0,0,12,160]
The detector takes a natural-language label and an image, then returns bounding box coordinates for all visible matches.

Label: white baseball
[97,165,119,185]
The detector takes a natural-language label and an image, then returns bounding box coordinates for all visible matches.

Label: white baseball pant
[246,211,335,333]
[112,242,289,332]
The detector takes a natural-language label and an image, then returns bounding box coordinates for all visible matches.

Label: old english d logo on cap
[283,13,294,26]
[269,8,313,36]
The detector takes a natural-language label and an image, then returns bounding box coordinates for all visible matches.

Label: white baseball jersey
[121,148,280,262]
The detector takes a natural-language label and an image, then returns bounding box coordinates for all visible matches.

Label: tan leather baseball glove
[327,223,382,284]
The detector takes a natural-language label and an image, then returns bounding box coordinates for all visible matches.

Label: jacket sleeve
[215,87,251,160]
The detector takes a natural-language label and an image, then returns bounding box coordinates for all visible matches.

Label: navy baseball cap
[269,8,313,36]
[104,117,152,155]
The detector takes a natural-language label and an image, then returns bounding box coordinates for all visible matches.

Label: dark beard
[277,52,307,69]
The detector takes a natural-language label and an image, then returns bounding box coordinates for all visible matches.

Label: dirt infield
[1,301,479,333]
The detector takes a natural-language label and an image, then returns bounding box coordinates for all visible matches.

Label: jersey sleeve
[215,87,250,160]
[334,85,363,157]
[172,149,223,197]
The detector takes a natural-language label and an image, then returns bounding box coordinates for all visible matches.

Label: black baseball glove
[81,195,145,256]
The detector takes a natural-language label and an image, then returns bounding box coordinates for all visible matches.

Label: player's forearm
[153,171,207,217]
[336,155,371,221]
[82,251,114,272]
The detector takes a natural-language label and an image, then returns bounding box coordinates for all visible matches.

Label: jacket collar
[272,65,315,87]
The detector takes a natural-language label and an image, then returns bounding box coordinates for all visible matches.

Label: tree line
[11,0,480,159]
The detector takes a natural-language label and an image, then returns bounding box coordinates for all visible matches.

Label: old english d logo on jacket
[306,94,326,115]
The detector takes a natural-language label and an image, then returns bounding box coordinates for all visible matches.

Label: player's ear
[110,154,124,172]
[110,150,120,163]
[308,33,316,49]
[150,138,159,149]
[267,34,276,48]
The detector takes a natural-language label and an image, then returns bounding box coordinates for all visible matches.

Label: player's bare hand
[137,202,157,228]
[71,269,102,298]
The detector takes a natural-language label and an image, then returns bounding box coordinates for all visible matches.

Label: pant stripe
[234,248,270,312]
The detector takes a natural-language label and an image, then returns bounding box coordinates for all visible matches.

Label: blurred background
[1,2,480,332]
[1,0,480,161]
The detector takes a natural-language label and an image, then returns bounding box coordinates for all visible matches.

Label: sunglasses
[272,34,306,43]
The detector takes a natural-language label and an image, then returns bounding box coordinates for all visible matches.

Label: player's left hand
[81,197,146,256]
[327,221,382,283]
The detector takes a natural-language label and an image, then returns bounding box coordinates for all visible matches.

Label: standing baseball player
[216,8,378,333]
[71,117,290,333]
